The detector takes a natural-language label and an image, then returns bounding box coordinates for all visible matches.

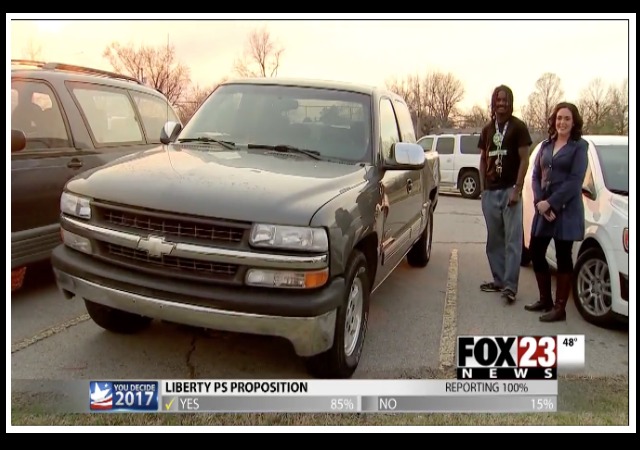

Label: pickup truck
[51,78,440,378]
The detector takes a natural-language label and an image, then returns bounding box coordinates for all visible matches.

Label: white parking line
[439,248,458,372]
[11,314,90,354]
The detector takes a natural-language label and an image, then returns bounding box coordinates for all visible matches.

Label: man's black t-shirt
[477,116,532,190]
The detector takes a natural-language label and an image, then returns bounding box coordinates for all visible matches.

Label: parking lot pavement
[10,195,629,380]
[456,244,629,376]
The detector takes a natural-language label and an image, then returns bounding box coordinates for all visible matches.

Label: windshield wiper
[609,188,628,196]
[247,143,322,160]
[177,137,236,150]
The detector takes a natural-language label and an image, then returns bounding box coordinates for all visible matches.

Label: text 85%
[331,398,355,411]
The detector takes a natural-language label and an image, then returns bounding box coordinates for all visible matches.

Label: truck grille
[94,202,248,244]
[88,202,250,284]
[104,243,238,280]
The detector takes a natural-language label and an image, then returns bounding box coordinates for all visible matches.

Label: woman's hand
[536,200,551,215]
[543,210,556,222]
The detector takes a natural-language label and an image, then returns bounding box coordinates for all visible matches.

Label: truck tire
[459,170,481,199]
[407,208,433,267]
[84,299,152,334]
[304,250,370,378]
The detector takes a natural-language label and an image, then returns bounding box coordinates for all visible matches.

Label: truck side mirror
[382,143,426,170]
[160,121,182,145]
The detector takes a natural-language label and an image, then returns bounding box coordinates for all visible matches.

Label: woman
[524,102,588,322]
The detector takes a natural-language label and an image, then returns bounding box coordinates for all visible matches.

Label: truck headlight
[61,192,91,219]
[250,224,328,252]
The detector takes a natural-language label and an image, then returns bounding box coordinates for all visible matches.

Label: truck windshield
[180,83,373,163]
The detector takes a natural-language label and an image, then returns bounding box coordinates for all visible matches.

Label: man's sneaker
[480,282,503,292]
[502,288,517,304]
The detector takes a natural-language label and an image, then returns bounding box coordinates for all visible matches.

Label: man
[478,85,532,304]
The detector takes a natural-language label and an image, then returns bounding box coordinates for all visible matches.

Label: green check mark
[165,398,175,411]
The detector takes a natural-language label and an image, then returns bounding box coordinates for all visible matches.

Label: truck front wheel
[407,208,433,267]
[304,250,370,378]
[84,299,152,334]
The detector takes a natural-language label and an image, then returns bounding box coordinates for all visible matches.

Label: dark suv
[11,60,181,290]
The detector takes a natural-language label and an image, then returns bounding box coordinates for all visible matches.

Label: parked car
[50,77,440,378]
[417,132,482,199]
[522,135,628,327]
[10,59,182,290]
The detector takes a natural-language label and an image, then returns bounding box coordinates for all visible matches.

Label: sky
[7,14,634,114]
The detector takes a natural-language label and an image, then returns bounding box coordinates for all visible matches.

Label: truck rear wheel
[84,299,152,334]
[304,250,370,378]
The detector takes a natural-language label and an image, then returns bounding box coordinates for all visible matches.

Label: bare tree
[22,38,42,60]
[385,76,412,105]
[175,80,226,124]
[603,78,629,135]
[103,42,191,105]
[388,71,465,134]
[233,26,284,78]
[417,71,465,131]
[433,72,465,127]
[386,73,427,133]
[578,78,613,134]
[459,104,490,129]
[522,73,564,133]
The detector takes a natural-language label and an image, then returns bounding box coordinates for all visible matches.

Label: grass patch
[11,375,628,427]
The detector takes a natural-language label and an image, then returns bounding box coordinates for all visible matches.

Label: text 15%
[532,398,555,411]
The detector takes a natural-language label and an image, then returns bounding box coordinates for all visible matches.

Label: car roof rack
[11,59,142,84]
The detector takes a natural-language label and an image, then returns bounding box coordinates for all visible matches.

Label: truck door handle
[406,179,413,193]
[67,158,83,169]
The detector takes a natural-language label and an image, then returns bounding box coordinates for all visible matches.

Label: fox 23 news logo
[456,336,558,379]
[90,381,159,411]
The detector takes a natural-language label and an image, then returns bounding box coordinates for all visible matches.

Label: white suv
[417,133,481,199]
[522,135,629,327]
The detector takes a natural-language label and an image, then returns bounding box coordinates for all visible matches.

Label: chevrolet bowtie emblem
[137,235,175,258]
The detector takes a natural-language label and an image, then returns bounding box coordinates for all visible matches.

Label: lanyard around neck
[494,119,509,149]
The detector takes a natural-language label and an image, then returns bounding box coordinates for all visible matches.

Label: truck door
[378,98,415,270]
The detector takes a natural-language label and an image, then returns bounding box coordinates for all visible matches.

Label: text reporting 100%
[331,398,355,411]
[532,398,555,411]
[503,383,529,393]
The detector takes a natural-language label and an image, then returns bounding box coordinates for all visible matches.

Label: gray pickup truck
[51,78,440,378]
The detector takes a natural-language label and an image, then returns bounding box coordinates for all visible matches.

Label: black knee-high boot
[540,273,572,322]
[525,271,554,312]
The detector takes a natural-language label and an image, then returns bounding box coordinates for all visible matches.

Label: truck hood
[67,145,368,225]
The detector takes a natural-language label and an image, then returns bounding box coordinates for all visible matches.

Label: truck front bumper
[52,245,345,357]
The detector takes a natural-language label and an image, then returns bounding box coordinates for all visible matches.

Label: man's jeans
[481,187,523,293]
